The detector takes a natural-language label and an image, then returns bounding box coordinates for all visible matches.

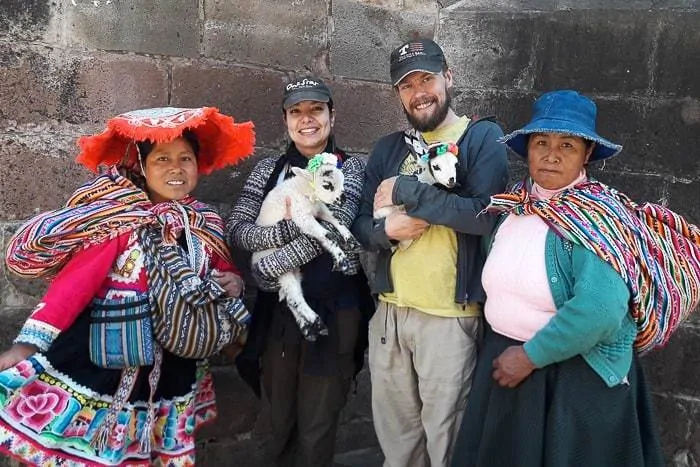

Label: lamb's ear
[291,166,312,180]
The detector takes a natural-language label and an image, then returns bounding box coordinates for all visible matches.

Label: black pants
[262,307,360,467]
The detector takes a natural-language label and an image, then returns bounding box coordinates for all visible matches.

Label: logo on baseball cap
[390,38,445,86]
[282,77,332,109]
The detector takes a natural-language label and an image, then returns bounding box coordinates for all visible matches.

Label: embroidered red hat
[76,107,256,175]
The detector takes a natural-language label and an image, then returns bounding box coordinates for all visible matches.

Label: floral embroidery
[5,380,69,431]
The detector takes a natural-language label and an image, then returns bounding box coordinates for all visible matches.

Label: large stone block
[62,0,199,57]
[451,88,535,134]
[655,12,700,98]
[330,0,437,82]
[0,0,55,42]
[329,79,406,152]
[535,10,654,94]
[587,170,667,205]
[440,13,537,91]
[448,0,556,13]
[0,44,168,127]
[171,64,286,149]
[666,180,700,225]
[651,394,700,465]
[643,326,700,398]
[0,306,31,351]
[0,44,63,125]
[193,151,276,214]
[203,0,328,70]
[0,132,92,219]
[589,97,700,178]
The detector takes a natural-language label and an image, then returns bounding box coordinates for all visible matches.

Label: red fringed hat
[76,107,256,175]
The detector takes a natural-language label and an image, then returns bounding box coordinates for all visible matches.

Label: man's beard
[403,90,451,133]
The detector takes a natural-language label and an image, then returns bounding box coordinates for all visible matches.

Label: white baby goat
[253,152,356,341]
[374,142,459,250]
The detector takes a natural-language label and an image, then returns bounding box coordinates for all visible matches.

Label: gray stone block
[535,10,653,94]
[171,64,287,148]
[0,44,168,126]
[193,152,277,211]
[587,170,667,205]
[329,79,406,152]
[450,88,535,134]
[449,0,557,11]
[203,0,328,70]
[585,97,700,178]
[0,133,92,219]
[655,12,700,97]
[643,326,700,398]
[0,306,31,350]
[330,0,438,82]
[667,180,700,225]
[62,0,199,57]
[650,393,700,465]
[439,13,538,91]
[0,0,55,42]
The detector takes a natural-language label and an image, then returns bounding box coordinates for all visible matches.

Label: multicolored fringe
[488,178,700,354]
[5,167,229,279]
[0,355,215,466]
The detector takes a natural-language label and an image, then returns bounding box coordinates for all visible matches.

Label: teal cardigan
[493,228,637,388]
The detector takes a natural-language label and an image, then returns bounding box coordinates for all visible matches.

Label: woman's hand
[492,345,535,388]
[212,271,245,297]
[0,343,38,371]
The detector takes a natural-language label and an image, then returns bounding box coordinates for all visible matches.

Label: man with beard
[352,38,508,467]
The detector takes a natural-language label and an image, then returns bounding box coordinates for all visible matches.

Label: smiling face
[142,137,198,203]
[396,70,453,132]
[527,133,594,190]
[284,100,335,158]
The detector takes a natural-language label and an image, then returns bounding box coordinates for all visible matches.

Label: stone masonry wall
[1,0,699,465]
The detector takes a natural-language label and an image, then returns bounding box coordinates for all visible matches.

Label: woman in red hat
[0,107,255,466]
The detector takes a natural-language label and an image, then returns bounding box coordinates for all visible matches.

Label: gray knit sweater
[226,153,365,291]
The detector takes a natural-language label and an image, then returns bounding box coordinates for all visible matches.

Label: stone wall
[1,0,699,465]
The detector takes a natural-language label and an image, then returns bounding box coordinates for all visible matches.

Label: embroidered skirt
[451,329,664,467]
[0,311,216,466]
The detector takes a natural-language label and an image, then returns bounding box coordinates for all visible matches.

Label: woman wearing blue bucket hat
[449,89,700,466]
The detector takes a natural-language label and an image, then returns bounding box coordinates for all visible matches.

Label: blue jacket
[352,118,509,304]
[520,229,637,387]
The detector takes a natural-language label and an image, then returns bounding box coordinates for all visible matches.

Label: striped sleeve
[226,155,302,252]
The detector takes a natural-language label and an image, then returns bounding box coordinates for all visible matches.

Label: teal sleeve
[523,246,631,368]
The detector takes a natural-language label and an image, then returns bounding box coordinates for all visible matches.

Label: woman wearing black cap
[227,76,373,467]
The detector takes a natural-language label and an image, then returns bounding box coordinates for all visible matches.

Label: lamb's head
[418,142,459,189]
[291,152,345,205]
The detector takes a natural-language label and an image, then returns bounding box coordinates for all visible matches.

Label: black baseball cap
[390,38,446,86]
[282,77,332,109]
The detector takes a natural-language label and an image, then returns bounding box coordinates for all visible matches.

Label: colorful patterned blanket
[5,167,229,279]
[488,178,700,354]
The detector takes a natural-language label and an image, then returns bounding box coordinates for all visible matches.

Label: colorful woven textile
[488,178,700,354]
[5,167,230,279]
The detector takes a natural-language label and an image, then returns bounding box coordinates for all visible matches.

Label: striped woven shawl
[5,167,229,279]
[488,178,700,354]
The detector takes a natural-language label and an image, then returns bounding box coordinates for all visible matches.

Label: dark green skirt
[451,329,664,467]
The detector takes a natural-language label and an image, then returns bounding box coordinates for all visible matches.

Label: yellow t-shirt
[380,116,480,317]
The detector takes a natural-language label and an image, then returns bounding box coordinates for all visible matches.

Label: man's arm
[392,122,508,236]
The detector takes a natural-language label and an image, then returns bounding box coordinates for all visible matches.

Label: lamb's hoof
[300,317,329,342]
[332,256,350,273]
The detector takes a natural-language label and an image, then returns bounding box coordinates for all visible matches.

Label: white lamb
[253,152,356,341]
[374,142,459,250]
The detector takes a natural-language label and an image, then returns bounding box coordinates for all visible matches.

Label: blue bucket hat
[500,90,622,162]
